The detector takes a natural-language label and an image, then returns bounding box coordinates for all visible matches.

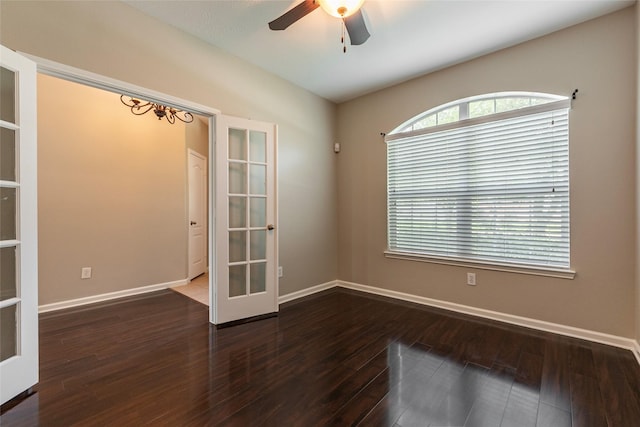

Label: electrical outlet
[81,267,92,279]
[467,272,476,286]
[278,266,283,278]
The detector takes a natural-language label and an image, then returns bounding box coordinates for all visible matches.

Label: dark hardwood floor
[1,288,639,426]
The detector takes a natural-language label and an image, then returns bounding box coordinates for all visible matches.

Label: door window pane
[229,163,247,195]
[0,187,16,240]
[228,128,246,160]
[0,128,16,182]
[1,304,17,362]
[249,131,266,163]
[249,164,266,195]
[0,67,16,124]
[250,230,266,260]
[250,262,266,294]
[229,231,246,262]
[229,265,246,297]
[0,246,16,301]
[229,197,246,228]
[250,197,266,227]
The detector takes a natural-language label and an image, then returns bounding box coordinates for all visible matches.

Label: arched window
[385,92,572,271]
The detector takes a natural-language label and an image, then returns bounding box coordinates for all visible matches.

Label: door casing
[16,53,223,324]
[19,52,282,328]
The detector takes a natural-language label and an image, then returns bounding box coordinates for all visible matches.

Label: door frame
[187,148,208,281]
[20,53,223,324]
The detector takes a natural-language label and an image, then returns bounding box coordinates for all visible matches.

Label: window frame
[385,92,575,279]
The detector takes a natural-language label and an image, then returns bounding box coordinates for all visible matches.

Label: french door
[214,116,277,324]
[0,46,38,405]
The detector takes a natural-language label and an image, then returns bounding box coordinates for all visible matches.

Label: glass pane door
[215,116,277,325]
[0,46,39,405]
[1,65,20,364]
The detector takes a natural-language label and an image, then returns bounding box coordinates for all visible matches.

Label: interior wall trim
[277,280,338,305]
[38,279,189,313]
[335,280,638,356]
[279,279,638,364]
[40,277,640,367]
[22,52,221,117]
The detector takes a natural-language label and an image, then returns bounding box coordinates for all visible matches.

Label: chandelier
[120,95,194,124]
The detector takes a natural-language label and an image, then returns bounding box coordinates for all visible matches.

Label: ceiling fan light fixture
[318,0,365,18]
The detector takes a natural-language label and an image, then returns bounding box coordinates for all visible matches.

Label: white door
[0,46,38,405]
[188,149,207,280]
[214,116,277,324]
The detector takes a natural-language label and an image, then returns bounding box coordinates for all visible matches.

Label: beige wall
[2,1,636,339]
[37,74,188,304]
[337,8,637,337]
[0,1,338,299]
[186,116,209,159]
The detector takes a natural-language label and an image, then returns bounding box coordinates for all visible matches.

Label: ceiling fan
[269,0,370,49]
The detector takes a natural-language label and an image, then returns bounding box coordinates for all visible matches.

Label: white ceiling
[124,0,634,103]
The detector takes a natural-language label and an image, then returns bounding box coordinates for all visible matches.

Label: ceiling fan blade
[269,0,320,31]
[344,9,370,45]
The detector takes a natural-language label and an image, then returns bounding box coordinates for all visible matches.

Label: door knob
[190,221,197,226]
[267,224,275,230]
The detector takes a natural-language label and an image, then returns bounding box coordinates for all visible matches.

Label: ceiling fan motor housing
[318,0,365,18]
[268,0,370,47]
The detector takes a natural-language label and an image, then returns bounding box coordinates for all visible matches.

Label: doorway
[33,57,279,326]
[29,56,278,324]
[35,73,213,314]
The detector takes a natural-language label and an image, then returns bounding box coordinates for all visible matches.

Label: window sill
[384,251,576,280]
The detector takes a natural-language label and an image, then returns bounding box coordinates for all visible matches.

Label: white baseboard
[336,280,638,355]
[633,340,640,365]
[278,280,338,305]
[38,279,189,313]
[278,279,639,358]
[38,276,640,367]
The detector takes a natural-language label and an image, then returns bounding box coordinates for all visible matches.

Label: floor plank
[569,373,608,427]
[590,342,640,426]
[539,338,572,412]
[1,288,639,426]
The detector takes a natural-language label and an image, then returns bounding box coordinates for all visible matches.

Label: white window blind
[387,99,570,269]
